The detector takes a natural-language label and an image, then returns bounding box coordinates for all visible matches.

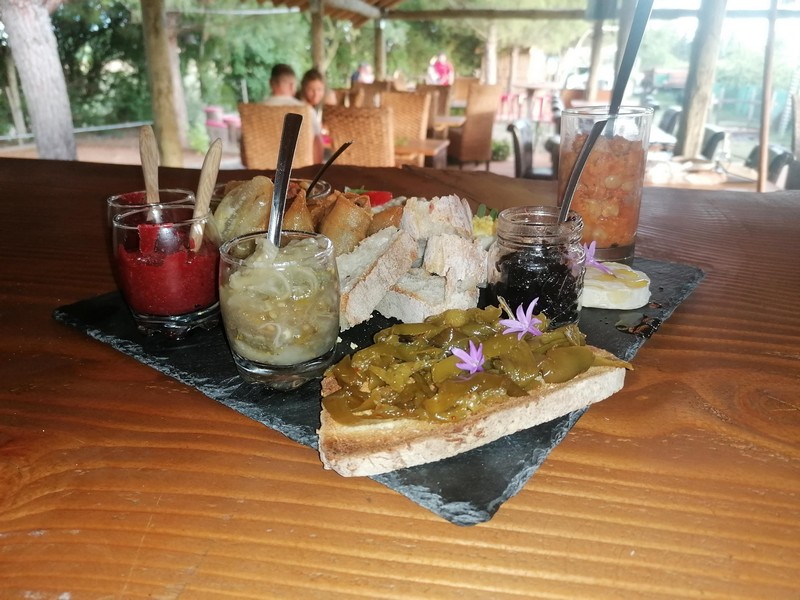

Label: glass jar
[485,206,585,328]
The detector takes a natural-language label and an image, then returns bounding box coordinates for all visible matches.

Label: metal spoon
[558,0,654,222]
[267,113,303,247]
[139,125,160,204]
[306,140,353,195]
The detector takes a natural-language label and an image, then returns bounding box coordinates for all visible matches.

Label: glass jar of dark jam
[484,206,585,328]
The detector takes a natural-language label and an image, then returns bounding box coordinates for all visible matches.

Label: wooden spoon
[190,138,223,252]
[139,125,160,204]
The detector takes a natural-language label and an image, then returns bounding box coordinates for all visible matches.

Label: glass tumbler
[112,204,221,338]
[557,106,653,265]
[219,230,340,390]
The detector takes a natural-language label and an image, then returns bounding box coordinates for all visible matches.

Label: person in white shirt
[264,64,304,106]
[297,68,337,162]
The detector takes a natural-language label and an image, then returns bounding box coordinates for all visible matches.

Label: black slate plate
[53,257,703,526]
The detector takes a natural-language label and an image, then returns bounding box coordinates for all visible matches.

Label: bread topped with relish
[317,304,630,477]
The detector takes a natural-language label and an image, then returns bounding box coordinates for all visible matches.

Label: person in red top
[432,52,454,86]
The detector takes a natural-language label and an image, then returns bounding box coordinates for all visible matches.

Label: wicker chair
[450,77,480,110]
[415,83,452,137]
[381,91,431,166]
[238,103,316,169]
[331,87,365,108]
[447,83,503,170]
[353,81,393,108]
[323,106,395,167]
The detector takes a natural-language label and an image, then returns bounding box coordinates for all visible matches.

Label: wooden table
[394,137,450,169]
[1,158,798,599]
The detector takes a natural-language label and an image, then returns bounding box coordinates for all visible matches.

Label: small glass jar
[485,206,585,328]
[218,230,340,389]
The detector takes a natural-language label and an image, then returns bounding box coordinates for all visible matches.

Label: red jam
[116,224,219,316]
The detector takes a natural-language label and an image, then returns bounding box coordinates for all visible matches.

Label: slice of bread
[336,226,419,330]
[318,348,625,477]
[376,268,478,324]
[422,233,489,290]
[400,195,473,241]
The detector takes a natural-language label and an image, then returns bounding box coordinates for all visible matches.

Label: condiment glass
[112,204,221,338]
[218,230,340,389]
[486,206,585,328]
[557,106,653,265]
[106,188,195,230]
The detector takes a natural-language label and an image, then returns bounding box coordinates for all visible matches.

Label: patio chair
[381,91,431,166]
[658,106,682,136]
[506,119,554,180]
[783,158,800,190]
[238,103,316,169]
[745,144,795,183]
[447,83,503,170]
[792,93,800,156]
[323,105,395,167]
[700,125,730,162]
[353,81,392,107]
[450,77,480,110]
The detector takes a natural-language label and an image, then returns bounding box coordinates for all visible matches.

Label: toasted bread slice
[336,226,419,330]
[318,347,625,477]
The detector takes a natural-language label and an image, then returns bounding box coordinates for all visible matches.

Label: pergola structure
[145,0,795,189]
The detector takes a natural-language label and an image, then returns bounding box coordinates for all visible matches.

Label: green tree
[52,1,150,125]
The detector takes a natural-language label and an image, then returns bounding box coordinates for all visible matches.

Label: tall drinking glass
[557,106,653,265]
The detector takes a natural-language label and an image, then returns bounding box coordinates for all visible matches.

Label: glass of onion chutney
[218,230,340,390]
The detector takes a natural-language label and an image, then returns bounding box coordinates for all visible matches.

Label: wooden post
[141,0,183,167]
[673,0,726,159]
[757,0,779,192]
[310,0,325,71]
[587,19,604,102]
[485,21,498,85]
[374,19,386,81]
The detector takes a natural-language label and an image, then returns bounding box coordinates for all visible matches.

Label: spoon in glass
[267,113,303,247]
[558,0,654,222]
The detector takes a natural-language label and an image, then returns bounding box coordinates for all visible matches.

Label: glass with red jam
[485,206,585,328]
[113,204,221,338]
[106,188,195,229]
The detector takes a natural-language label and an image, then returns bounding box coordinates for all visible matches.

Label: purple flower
[584,241,614,275]
[500,298,543,340]
[452,340,485,375]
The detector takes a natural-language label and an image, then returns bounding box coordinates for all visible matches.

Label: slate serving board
[53,257,704,526]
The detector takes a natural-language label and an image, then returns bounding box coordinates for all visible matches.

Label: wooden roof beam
[326,0,381,20]
[382,8,800,21]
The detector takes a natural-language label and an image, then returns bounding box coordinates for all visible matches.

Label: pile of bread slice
[338,194,488,330]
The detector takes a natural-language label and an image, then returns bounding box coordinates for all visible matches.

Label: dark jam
[484,244,582,329]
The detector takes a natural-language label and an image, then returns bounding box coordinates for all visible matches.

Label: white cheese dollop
[581,262,651,310]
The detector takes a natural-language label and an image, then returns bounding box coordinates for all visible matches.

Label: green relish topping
[323,306,631,424]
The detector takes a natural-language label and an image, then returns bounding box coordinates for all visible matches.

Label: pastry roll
[319,192,373,255]
[283,189,315,233]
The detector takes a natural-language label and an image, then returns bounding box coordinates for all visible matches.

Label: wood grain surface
[1,158,798,599]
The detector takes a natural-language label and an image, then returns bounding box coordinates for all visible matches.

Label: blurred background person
[431,52,454,85]
[351,62,375,85]
[264,64,304,105]
[298,68,335,162]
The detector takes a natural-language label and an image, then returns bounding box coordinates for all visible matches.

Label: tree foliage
[52,1,150,125]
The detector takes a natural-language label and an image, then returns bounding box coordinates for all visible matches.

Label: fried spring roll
[366,205,403,237]
[319,193,373,255]
[283,189,315,233]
